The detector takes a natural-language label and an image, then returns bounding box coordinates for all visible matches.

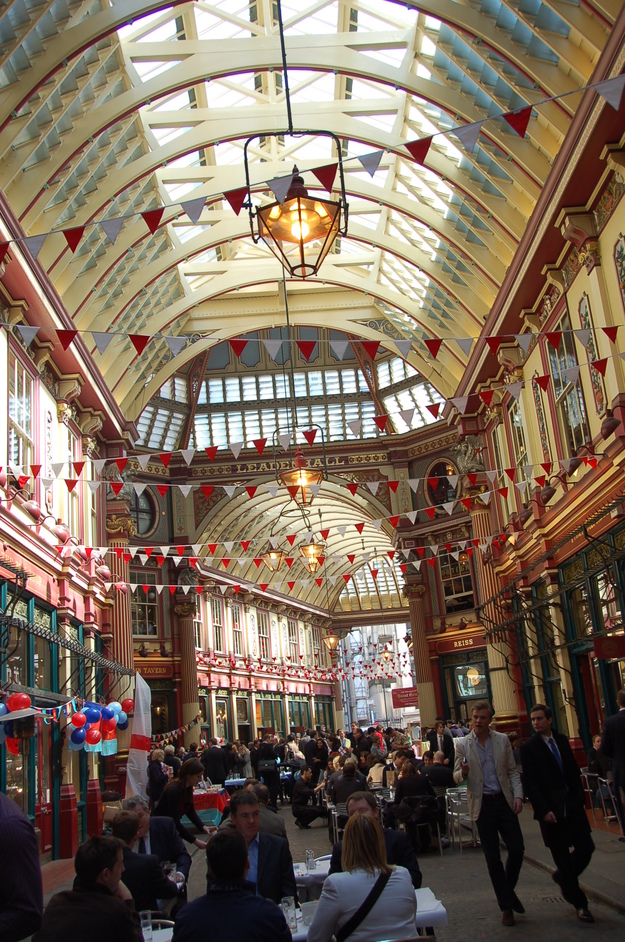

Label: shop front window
[439,551,474,613]
[9,349,34,471]
[215,698,229,740]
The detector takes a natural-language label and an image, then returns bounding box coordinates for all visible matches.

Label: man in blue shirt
[174,829,291,942]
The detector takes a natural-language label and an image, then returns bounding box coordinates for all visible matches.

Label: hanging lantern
[279,447,324,506]
[260,546,287,572]
[323,631,340,656]
[299,540,325,574]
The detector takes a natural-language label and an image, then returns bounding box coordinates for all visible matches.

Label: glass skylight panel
[289,73,335,103]
[152,126,192,146]
[241,376,257,401]
[341,370,357,394]
[134,61,181,83]
[225,377,241,402]
[227,413,244,441]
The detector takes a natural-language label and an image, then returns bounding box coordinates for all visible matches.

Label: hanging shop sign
[436,632,485,655]
[137,664,173,678]
[594,634,625,660]
[391,687,419,709]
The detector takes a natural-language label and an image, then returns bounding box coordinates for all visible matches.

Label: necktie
[138,836,146,854]
[548,737,563,773]
[438,735,443,751]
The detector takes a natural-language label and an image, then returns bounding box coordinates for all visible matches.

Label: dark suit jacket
[329,827,422,888]
[209,832,297,905]
[32,885,142,942]
[423,763,455,789]
[121,845,177,912]
[201,746,229,785]
[521,731,589,848]
[427,731,454,763]
[172,882,291,942]
[601,708,625,789]
[149,815,193,880]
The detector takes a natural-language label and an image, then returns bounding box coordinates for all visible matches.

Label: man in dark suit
[427,721,455,764]
[211,790,297,904]
[601,687,625,840]
[521,703,595,923]
[328,791,422,888]
[201,738,229,785]
[111,811,178,913]
[122,796,192,889]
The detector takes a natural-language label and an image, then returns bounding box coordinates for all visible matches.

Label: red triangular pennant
[361,341,380,360]
[405,137,432,164]
[156,484,168,497]
[73,461,85,478]
[603,326,619,344]
[156,555,165,566]
[259,583,269,592]
[479,390,494,407]
[31,464,41,478]
[245,486,258,499]
[0,243,9,265]
[426,403,440,419]
[222,558,231,569]
[253,438,267,455]
[110,482,123,496]
[115,457,128,473]
[534,474,546,488]
[287,581,296,591]
[241,540,251,551]
[205,446,218,461]
[540,463,552,475]
[65,478,78,492]
[504,468,515,482]
[302,429,317,446]
[347,483,358,495]
[592,358,608,376]
[347,554,356,564]
[388,480,399,493]
[141,209,164,234]
[57,329,77,350]
[63,227,85,253]
[503,107,531,138]
[534,375,550,391]
[373,415,388,432]
[424,507,436,520]
[486,336,501,356]
[201,485,214,499]
[286,485,299,500]
[389,515,400,528]
[159,453,172,468]
[296,340,316,361]
[545,332,562,350]
[229,339,248,359]
[355,522,365,534]
[286,534,297,546]
[343,574,351,584]
[424,338,442,359]
[311,163,337,192]
[497,487,508,498]
[207,544,217,555]
[130,334,150,355]
[224,187,247,215]
[319,529,330,541]
[461,497,472,510]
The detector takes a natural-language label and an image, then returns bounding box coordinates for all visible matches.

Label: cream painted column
[470,497,518,720]
[175,600,200,746]
[402,583,437,726]
[105,503,135,671]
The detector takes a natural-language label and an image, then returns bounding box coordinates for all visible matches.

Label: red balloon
[6,692,31,712]
[5,737,20,755]
[101,717,117,733]
[71,712,87,728]
[121,698,135,714]
[85,728,101,745]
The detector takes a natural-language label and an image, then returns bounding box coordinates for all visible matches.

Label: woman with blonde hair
[306,813,416,942]
[147,747,170,808]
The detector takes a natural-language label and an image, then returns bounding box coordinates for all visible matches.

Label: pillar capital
[174,602,196,618]
[402,582,427,600]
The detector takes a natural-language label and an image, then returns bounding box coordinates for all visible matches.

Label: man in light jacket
[453,700,524,927]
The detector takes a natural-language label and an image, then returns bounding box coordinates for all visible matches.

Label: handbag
[335,870,392,942]
[258,758,277,773]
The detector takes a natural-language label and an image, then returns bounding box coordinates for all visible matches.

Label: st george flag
[125,673,152,799]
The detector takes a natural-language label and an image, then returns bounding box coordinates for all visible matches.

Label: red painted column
[58,784,79,859]
[85,778,103,837]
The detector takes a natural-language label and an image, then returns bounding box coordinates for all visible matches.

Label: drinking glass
[280,896,298,930]
[305,849,316,871]
[139,910,153,942]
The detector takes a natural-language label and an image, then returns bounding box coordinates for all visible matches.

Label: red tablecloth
[193,790,228,813]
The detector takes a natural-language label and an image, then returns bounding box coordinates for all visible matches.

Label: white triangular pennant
[406,510,418,524]
[267,173,294,204]
[454,337,473,357]
[265,485,279,497]
[128,546,138,558]
[15,325,39,348]
[87,480,100,495]
[574,329,591,348]
[453,120,483,152]
[178,484,193,497]
[192,544,202,556]
[393,340,412,358]
[371,519,383,531]
[160,546,170,557]
[100,218,124,245]
[134,483,148,496]
[180,449,195,466]
[562,366,580,385]
[165,336,186,357]
[269,536,280,549]
[23,234,47,259]
[230,442,243,459]
[51,462,65,479]
[155,584,165,595]
[223,542,234,553]
[337,526,347,537]
[262,339,283,360]
[136,454,151,471]
[443,501,455,515]
[223,485,237,497]
[367,482,380,495]
[41,477,54,490]
[278,432,292,451]
[357,150,383,177]
[447,474,459,488]
[92,331,116,356]
[93,458,107,474]
[451,551,460,561]
[137,554,148,566]
[330,340,350,360]
[218,585,228,595]
[504,381,523,400]
[308,484,321,498]
[515,480,528,494]
[514,333,533,354]
[451,396,469,414]
[486,470,498,483]
[399,408,415,427]
[408,479,419,492]
[347,420,362,437]
[430,544,438,556]
[180,195,206,224]
[595,74,625,110]
[479,491,491,505]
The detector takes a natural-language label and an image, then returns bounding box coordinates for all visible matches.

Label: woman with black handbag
[306,813,416,942]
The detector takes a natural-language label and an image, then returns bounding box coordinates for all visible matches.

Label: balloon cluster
[69,698,134,749]
[0,692,33,754]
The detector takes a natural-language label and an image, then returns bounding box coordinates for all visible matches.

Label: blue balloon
[108,701,122,715]
[100,707,114,721]
[0,702,8,717]
[4,721,15,737]
[117,711,127,725]
[71,727,86,745]
[117,720,129,731]
[85,707,101,724]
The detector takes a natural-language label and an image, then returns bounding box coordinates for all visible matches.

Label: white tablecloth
[293,858,331,886]
[152,929,173,942]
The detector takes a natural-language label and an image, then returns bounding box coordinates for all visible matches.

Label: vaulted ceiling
[0,0,616,417]
[1,0,620,615]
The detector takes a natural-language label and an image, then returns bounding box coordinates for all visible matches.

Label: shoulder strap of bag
[335,870,392,942]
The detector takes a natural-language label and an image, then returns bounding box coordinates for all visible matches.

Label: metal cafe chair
[579,768,598,823]
[446,787,477,852]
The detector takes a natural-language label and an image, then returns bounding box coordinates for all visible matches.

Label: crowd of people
[2,690,624,942]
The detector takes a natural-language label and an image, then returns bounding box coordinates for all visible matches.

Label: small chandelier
[253,166,344,278]
[299,538,325,574]
[279,446,324,506]
[261,546,287,572]
[323,630,340,656]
